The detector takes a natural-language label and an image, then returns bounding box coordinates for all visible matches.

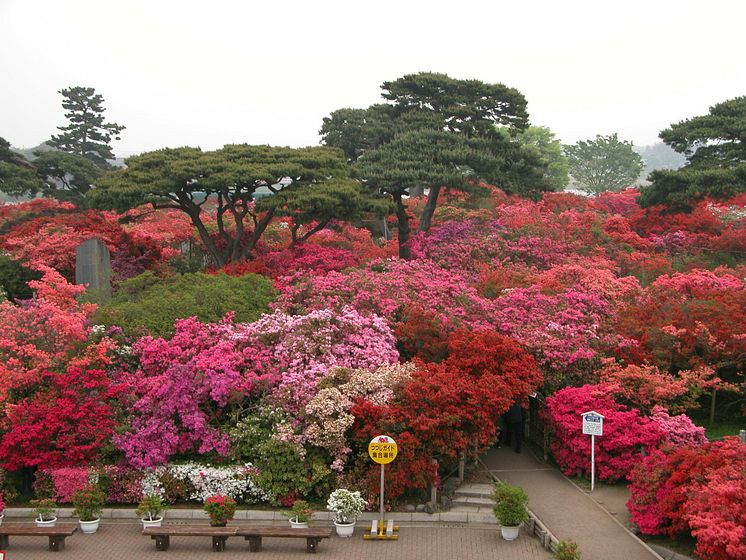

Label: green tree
[96,271,276,337]
[565,134,643,195]
[357,129,543,258]
[0,137,43,198]
[48,86,125,168]
[639,96,746,209]
[91,144,375,266]
[512,126,569,191]
[0,137,102,205]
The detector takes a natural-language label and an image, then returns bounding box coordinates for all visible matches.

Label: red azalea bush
[628,438,746,560]
[545,384,664,481]
[203,494,237,526]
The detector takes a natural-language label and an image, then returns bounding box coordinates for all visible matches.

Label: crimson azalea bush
[545,385,664,481]
[628,438,746,560]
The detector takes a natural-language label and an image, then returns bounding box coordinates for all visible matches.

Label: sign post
[365,435,399,540]
[581,411,604,492]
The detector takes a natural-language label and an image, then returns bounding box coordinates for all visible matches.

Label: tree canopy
[48,86,125,168]
[0,137,101,205]
[639,96,746,209]
[565,133,643,195]
[91,144,383,266]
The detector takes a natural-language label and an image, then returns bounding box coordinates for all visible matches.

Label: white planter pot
[141,516,163,529]
[36,516,57,528]
[500,524,520,541]
[79,518,100,534]
[334,520,355,537]
[289,519,309,529]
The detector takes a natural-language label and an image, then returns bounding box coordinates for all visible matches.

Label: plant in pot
[203,495,237,527]
[72,484,106,534]
[492,481,529,541]
[136,494,168,528]
[554,539,581,560]
[283,500,313,529]
[327,489,366,537]
[31,498,58,528]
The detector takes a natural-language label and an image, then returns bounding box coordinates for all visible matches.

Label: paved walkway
[0,520,552,560]
[482,446,662,560]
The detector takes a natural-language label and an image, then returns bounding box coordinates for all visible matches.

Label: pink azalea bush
[648,406,707,447]
[545,384,664,481]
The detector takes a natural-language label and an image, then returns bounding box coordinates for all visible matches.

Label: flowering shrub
[545,385,664,481]
[648,407,707,447]
[144,463,268,503]
[327,489,366,523]
[203,494,237,526]
[628,438,746,560]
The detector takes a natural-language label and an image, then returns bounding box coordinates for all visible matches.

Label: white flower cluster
[91,324,107,335]
[141,462,270,503]
[326,488,367,523]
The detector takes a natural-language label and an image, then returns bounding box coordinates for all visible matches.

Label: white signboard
[582,412,604,436]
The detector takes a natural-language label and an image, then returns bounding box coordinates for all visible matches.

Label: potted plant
[327,489,366,537]
[554,539,581,560]
[492,481,529,541]
[72,484,106,534]
[31,498,58,528]
[203,495,236,527]
[136,494,168,528]
[283,500,312,529]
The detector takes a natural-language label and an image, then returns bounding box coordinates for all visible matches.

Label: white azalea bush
[327,488,367,524]
[141,462,270,503]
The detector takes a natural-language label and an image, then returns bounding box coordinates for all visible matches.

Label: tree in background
[639,96,746,209]
[356,129,541,258]
[0,136,103,205]
[565,134,643,195]
[511,126,569,191]
[48,86,125,168]
[92,144,378,266]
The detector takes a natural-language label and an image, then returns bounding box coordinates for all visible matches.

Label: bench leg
[246,536,262,552]
[153,534,170,551]
[212,536,228,552]
[0,534,8,549]
[306,537,320,553]
[49,535,66,551]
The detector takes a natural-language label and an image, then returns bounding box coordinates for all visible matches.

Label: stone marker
[75,238,112,302]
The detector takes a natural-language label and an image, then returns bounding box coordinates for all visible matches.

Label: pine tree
[48,86,125,168]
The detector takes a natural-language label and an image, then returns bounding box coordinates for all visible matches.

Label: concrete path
[482,446,662,560]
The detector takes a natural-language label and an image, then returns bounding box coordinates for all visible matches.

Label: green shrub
[0,256,41,301]
[554,540,581,560]
[72,484,105,521]
[96,271,276,337]
[492,481,529,527]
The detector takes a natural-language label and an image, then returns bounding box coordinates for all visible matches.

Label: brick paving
[0,520,552,560]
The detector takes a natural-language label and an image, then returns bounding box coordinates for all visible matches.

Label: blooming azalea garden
[0,187,744,558]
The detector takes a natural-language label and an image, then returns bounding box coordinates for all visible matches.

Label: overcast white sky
[1,0,744,157]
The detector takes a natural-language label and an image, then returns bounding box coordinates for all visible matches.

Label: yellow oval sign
[368,435,398,464]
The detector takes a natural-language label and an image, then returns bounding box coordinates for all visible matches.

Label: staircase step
[452,496,495,507]
[453,483,494,499]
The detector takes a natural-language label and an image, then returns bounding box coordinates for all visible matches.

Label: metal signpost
[364,435,399,540]
[581,411,604,492]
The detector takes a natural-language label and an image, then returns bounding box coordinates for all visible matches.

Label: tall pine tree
[48,86,125,168]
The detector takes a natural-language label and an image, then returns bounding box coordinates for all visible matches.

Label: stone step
[451,496,495,507]
[452,483,494,499]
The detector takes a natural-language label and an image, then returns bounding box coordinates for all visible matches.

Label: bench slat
[236,526,331,538]
[143,526,237,537]
[0,523,77,536]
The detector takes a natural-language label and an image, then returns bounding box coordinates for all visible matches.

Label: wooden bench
[236,526,332,554]
[142,525,238,552]
[0,523,77,551]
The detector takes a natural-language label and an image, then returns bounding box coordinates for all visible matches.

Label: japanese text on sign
[368,435,398,464]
